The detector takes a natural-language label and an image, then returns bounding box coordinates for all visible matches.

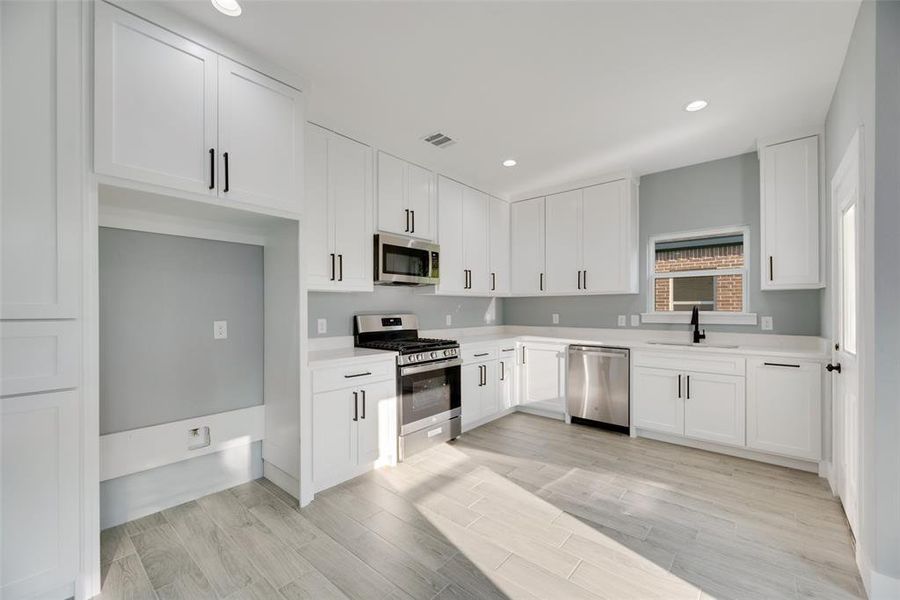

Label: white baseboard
[859,543,900,599]
[263,460,299,500]
[100,405,265,481]
[515,404,566,421]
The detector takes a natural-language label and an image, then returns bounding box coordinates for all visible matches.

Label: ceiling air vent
[423,132,456,149]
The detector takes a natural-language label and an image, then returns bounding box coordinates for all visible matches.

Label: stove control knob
[430,352,438,359]
[416,353,424,362]
[444,350,452,357]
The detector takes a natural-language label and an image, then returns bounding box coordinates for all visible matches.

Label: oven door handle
[400,358,463,376]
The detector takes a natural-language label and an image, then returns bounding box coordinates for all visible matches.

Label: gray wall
[308,286,502,337]
[505,153,822,335]
[99,228,264,434]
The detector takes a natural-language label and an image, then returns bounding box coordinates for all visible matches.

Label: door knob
[826,363,842,373]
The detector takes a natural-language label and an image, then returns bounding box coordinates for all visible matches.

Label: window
[645,227,756,324]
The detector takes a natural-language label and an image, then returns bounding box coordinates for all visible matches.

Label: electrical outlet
[631,314,640,327]
[188,426,210,451]
[552,313,559,324]
[317,318,327,334]
[761,316,774,331]
[445,314,452,326]
[213,320,227,339]
[617,315,627,327]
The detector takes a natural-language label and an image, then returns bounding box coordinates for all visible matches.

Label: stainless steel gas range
[354,314,461,460]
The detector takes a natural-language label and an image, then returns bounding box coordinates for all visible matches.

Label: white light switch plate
[445,314,452,326]
[631,314,640,327]
[552,313,559,324]
[213,320,227,339]
[761,316,773,331]
[317,318,327,334]
[617,315,627,327]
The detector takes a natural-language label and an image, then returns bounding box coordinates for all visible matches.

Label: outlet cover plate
[552,313,559,324]
[213,320,228,339]
[761,316,773,331]
[631,314,641,327]
[617,315,627,327]
[317,318,327,334]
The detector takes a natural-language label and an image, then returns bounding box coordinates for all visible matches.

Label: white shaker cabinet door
[330,133,373,290]
[682,372,745,447]
[461,363,484,430]
[463,187,490,294]
[632,366,683,435]
[312,388,358,491]
[304,124,333,287]
[544,189,582,294]
[437,176,466,294]
[511,197,546,295]
[95,1,218,196]
[377,152,408,235]
[406,162,435,241]
[218,57,303,213]
[480,361,500,420]
[356,380,396,466]
[489,197,511,295]
[582,180,636,293]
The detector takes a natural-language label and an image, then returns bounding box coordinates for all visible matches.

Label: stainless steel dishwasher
[566,345,630,431]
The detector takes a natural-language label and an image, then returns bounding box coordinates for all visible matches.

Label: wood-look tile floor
[99,413,864,600]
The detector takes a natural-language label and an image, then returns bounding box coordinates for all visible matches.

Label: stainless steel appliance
[374,233,440,286]
[566,345,630,431]
[354,314,460,459]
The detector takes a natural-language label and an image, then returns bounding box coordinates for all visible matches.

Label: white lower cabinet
[747,358,821,460]
[312,377,396,492]
[632,366,683,435]
[462,360,497,430]
[498,347,517,410]
[520,342,565,405]
[682,372,745,447]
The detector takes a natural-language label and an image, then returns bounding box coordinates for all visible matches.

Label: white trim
[509,169,635,203]
[100,405,265,481]
[641,312,758,325]
[99,205,269,246]
[263,460,300,500]
[857,541,900,600]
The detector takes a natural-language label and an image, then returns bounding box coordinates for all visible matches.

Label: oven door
[376,234,440,285]
[398,358,461,435]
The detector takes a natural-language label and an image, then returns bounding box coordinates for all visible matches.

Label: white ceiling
[152,0,859,199]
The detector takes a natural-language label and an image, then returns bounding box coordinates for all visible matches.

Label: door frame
[829,127,865,538]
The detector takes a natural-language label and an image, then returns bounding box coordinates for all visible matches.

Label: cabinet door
[461,363,484,429]
[522,344,562,404]
[330,133,373,290]
[463,187,490,294]
[747,360,821,459]
[632,367,683,435]
[511,197,546,295]
[489,197,511,295]
[3,0,81,319]
[480,361,500,419]
[312,388,358,490]
[2,391,78,599]
[357,380,396,466]
[377,152,408,235]
[683,372,745,447]
[407,162,435,240]
[437,176,466,294]
[545,189,582,294]
[761,136,820,289]
[94,1,218,196]
[304,124,334,288]
[218,57,303,213]
[582,180,636,293]
[498,355,516,409]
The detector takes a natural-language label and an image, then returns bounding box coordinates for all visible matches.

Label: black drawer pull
[502,348,515,352]
[764,362,800,368]
[344,371,372,378]
[474,352,489,357]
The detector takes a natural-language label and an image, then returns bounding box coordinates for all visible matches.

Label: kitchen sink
[646,340,740,349]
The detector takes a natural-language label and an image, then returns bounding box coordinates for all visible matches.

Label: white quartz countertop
[308,347,397,369]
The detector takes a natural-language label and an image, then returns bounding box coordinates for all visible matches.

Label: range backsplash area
[308,285,503,337]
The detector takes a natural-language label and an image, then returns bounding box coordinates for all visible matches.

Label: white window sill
[640,312,758,325]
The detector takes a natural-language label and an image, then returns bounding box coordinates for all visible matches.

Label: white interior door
[831,130,862,537]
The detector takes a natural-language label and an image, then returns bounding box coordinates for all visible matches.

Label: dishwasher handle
[567,345,629,359]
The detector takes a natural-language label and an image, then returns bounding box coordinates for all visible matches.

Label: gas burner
[354,314,460,366]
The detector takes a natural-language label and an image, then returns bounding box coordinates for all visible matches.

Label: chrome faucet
[691,306,706,344]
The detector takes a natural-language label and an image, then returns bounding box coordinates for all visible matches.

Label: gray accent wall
[308,286,502,337]
[99,228,264,435]
[505,153,822,336]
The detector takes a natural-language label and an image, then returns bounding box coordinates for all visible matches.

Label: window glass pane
[654,275,743,312]
[842,205,857,354]
[655,234,744,273]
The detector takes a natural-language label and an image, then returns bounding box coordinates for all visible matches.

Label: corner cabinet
[95,2,304,214]
[377,152,435,241]
[305,124,374,291]
[759,134,823,290]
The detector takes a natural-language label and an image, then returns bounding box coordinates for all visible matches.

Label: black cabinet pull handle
[474,352,489,357]
[522,346,526,364]
[578,270,582,290]
[223,152,230,192]
[492,272,496,291]
[500,360,505,381]
[361,389,366,419]
[769,256,774,281]
[502,348,515,352]
[764,362,800,368]
[209,148,215,190]
[540,273,544,291]
[330,253,336,281]
[411,210,415,233]
[826,363,842,373]
[583,270,587,289]
[678,374,682,398]
[405,209,410,232]
[344,371,372,378]
[338,254,343,281]
[352,391,359,422]
[686,375,691,399]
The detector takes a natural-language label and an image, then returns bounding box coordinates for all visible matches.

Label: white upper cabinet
[511,197,546,295]
[437,177,466,294]
[545,189,582,294]
[759,134,822,289]
[304,124,373,292]
[217,58,303,212]
[377,152,435,240]
[95,2,304,214]
[489,197,511,295]
[463,187,490,294]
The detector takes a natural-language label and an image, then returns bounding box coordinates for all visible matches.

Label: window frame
[642,225,758,325]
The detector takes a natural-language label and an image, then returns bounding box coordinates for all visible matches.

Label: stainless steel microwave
[374,233,440,286]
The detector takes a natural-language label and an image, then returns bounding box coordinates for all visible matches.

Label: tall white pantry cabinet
[1,2,85,599]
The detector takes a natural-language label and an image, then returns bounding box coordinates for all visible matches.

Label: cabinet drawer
[461,345,499,364]
[633,350,745,376]
[313,359,395,393]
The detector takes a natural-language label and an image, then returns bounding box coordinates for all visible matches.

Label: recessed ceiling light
[684,100,709,112]
[211,0,242,17]
[502,159,517,167]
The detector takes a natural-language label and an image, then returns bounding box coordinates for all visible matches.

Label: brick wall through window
[654,243,743,312]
